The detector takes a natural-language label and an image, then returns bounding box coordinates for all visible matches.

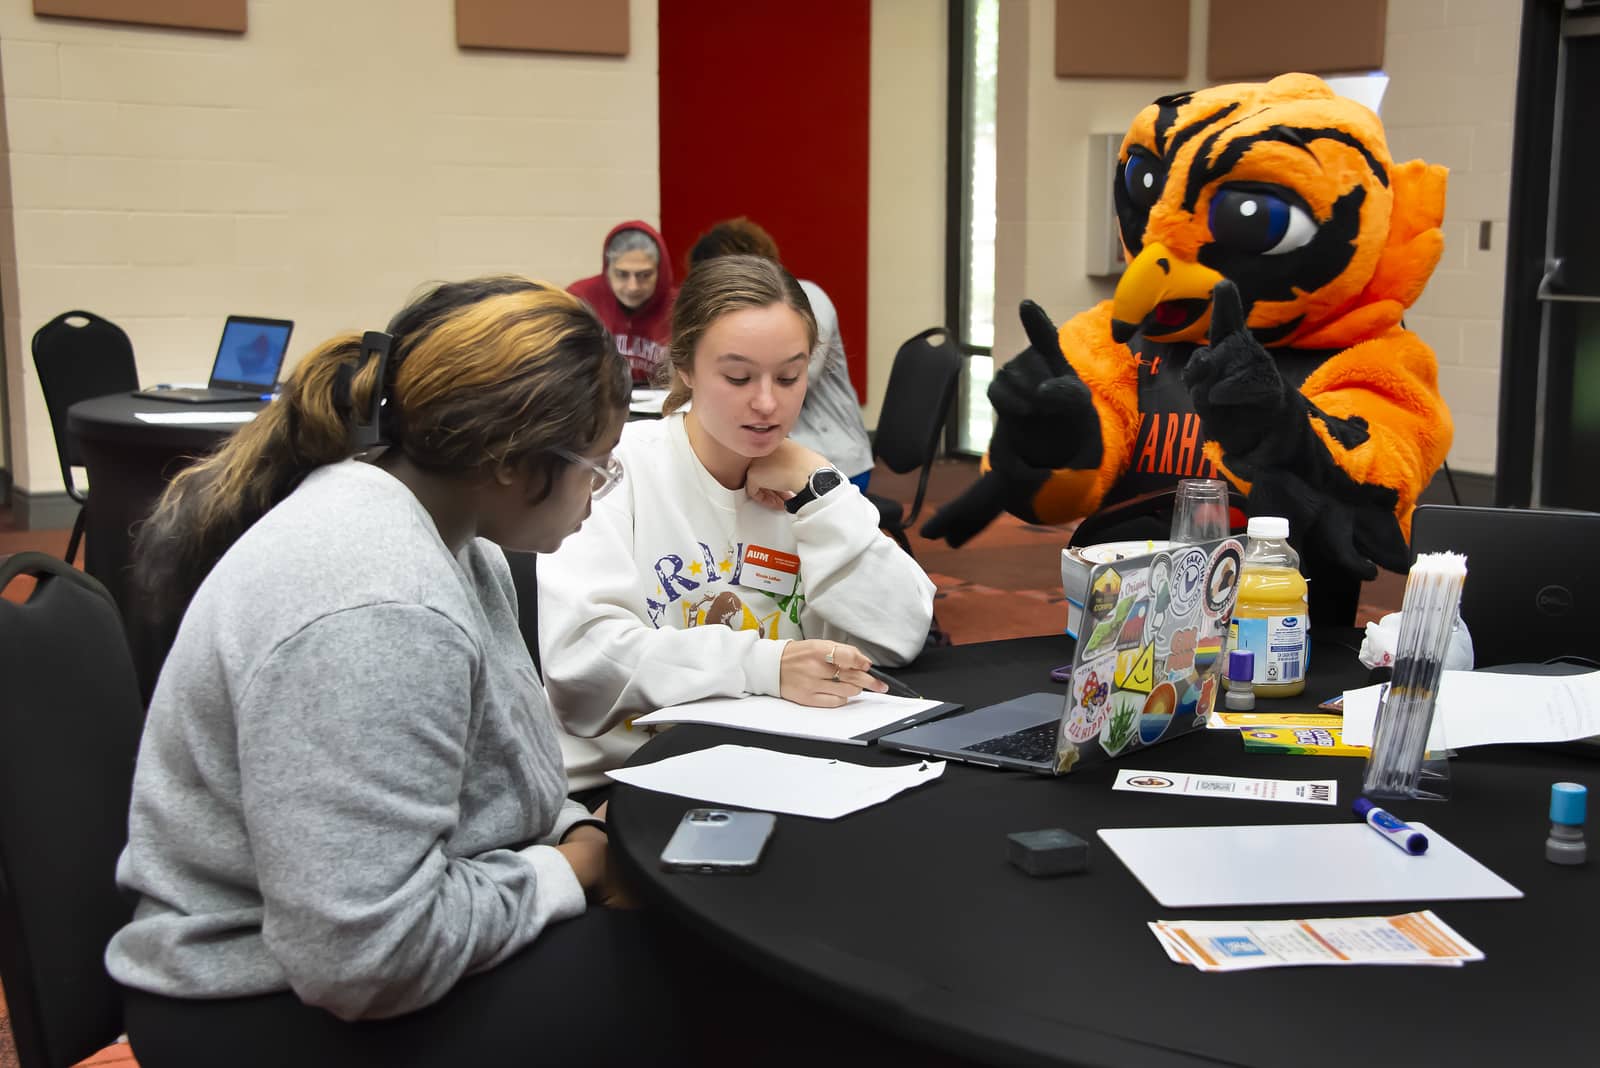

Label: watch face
[811,468,844,495]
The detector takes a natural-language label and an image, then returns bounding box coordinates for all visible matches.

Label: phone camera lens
[709,812,730,823]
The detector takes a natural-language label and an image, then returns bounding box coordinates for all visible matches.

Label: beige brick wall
[1,0,660,496]
[993,0,1518,477]
[993,0,1206,363]
[866,0,947,429]
[1382,0,1521,475]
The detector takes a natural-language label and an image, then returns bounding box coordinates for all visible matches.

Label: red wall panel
[659,1,871,398]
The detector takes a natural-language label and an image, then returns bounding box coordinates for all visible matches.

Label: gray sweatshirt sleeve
[234,603,585,1020]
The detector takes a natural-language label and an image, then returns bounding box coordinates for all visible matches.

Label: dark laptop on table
[135,316,293,403]
[1410,504,1600,666]
[878,536,1243,774]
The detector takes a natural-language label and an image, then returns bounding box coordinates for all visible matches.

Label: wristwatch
[784,466,845,514]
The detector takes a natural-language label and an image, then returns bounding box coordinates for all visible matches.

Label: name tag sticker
[739,544,800,596]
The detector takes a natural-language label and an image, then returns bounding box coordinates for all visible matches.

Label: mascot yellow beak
[1109,242,1225,345]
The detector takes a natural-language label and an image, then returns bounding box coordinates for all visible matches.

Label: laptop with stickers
[877,536,1243,774]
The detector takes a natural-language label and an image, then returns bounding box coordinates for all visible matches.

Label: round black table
[610,632,1600,1067]
[67,392,263,694]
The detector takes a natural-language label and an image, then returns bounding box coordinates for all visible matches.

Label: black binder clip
[347,330,393,452]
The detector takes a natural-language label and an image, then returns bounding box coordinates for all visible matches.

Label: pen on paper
[1354,797,1428,855]
[866,666,921,699]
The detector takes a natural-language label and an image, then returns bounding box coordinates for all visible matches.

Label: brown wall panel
[1056,0,1189,79]
[34,0,245,33]
[1208,0,1386,81]
[456,0,629,57]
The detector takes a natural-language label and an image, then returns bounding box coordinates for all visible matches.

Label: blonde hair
[662,254,816,415]
[134,277,627,629]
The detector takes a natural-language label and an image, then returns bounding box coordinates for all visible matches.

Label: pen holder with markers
[1360,552,1467,801]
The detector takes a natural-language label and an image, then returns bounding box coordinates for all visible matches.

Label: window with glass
[947,0,999,455]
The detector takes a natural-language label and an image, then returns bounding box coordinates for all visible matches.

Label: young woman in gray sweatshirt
[104,278,693,1063]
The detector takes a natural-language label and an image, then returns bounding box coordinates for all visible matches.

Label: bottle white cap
[1247,516,1289,539]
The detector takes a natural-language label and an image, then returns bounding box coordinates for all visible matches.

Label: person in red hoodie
[567,221,676,385]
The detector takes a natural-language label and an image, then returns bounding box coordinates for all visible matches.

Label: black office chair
[864,327,964,556]
[0,553,144,1068]
[505,549,542,678]
[30,311,140,565]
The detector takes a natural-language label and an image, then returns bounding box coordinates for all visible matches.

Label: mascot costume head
[923,73,1452,623]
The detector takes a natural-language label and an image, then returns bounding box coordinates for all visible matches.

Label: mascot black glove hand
[988,301,1103,472]
[921,301,1102,547]
[1183,281,1296,458]
[1188,281,1409,580]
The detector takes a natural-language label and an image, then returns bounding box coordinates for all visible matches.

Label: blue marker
[1353,798,1428,855]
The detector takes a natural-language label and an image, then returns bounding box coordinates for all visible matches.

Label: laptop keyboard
[964,721,1058,764]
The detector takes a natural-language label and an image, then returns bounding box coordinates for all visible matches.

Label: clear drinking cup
[1170,478,1230,544]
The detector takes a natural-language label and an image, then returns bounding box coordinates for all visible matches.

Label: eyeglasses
[554,448,624,499]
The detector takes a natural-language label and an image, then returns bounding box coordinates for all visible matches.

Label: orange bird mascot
[923,74,1453,622]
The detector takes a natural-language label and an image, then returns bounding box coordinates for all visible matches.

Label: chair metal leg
[65,507,87,567]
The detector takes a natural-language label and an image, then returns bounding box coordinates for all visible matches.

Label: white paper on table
[1099,822,1521,908]
[634,692,949,745]
[135,411,258,425]
[606,743,946,819]
[1342,669,1600,749]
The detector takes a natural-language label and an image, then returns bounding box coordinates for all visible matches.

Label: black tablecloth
[609,632,1600,1067]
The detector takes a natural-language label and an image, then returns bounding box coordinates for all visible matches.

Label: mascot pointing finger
[923,73,1452,623]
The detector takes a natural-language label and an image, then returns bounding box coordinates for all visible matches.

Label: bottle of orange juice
[1228,516,1308,697]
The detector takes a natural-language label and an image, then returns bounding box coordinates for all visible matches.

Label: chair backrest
[504,549,541,679]
[0,553,144,1068]
[30,311,140,499]
[872,327,964,476]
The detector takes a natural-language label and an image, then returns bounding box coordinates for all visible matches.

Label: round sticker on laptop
[1204,539,1243,618]
[1167,546,1208,621]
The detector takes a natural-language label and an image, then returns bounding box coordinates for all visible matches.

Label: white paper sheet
[1342,669,1600,749]
[634,692,949,745]
[135,411,258,425]
[607,744,946,819]
[1098,822,1521,908]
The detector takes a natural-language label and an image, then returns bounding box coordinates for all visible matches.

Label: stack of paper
[1150,911,1484,971]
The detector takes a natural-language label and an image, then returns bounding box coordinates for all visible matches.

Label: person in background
[687,217,875,491]
[108,278,692,1063]
[540,254,935,797]
[568,220,676,385]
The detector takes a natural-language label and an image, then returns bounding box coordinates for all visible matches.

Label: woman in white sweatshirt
[540,254,936,792]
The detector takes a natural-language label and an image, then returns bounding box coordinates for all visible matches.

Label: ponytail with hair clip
[334,331,395,451]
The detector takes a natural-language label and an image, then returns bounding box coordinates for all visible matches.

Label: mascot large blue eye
[1209,186,1317,255]
[1123,151,1165,210]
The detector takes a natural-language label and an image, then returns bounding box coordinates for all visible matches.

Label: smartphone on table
[659,808,776,874]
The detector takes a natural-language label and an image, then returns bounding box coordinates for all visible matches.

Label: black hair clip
[347,330,394,451]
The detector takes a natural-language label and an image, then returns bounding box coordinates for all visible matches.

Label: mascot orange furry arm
[923,74,1453,600]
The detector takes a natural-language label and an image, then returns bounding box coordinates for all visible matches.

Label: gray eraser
[1007,828,1089,877]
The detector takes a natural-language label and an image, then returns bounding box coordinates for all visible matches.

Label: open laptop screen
[212,317,292,390]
